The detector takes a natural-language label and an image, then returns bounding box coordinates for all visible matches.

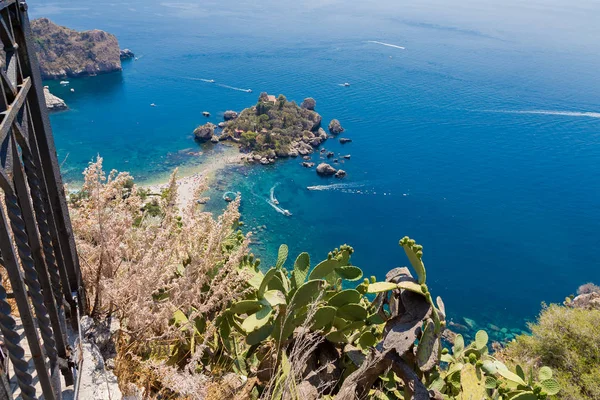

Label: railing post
[13,0,86,313]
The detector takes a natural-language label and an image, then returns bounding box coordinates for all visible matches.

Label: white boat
[70,88,75,92]
[246,89,253,93]
[59,80,69,85]
[343,82,350,87]
[150,103,156,107]
[208,79,215,83]
[282,209,292,216]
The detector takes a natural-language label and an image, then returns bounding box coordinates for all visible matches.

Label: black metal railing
[0,1,85,399]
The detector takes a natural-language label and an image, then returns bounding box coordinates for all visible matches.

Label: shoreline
[142,145,246,209]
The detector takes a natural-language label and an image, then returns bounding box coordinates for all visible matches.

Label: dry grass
[70,157,251,398]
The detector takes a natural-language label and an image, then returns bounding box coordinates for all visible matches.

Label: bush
[500,304,600,400]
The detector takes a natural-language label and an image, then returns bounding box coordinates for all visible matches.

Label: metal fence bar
[14,1,86,312]
[0,1,86,399]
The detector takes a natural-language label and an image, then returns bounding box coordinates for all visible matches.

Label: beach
[143,148,245,210]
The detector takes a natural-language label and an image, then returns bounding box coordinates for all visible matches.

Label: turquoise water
[31,0,600,334]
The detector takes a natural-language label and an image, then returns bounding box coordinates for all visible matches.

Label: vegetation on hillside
[30,18,122,79]
[499,291,600,400]
[67,160,579,399]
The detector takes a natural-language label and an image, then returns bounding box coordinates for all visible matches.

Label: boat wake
[184,77,215,83]
[477,109,600,119]
[216,83,252,93]
[366,40,405,50]
[267,184,291,216]
[307,182,365,192]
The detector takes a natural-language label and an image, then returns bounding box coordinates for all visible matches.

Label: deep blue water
[31,0,600,335]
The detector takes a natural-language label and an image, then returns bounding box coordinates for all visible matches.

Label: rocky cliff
[31,18,122,79]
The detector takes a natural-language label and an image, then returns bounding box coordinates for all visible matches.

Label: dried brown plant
[70,156,251,397]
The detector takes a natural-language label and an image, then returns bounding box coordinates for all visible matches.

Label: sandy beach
[143,150,245,209]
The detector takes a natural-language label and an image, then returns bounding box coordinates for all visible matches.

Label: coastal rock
[223,110,238,121]
[317,128,328,140]
[193,123,216,141]
[43,86,67,111]
[302,156,311,160]
[328,119,344,135]
[217,122,226,128]
[567,292,600,310]
[339,137,352,144]
[301,97,316,111]
[210,135,220,143]
[326,152,334,158]
[289,149,299,157]
[335,169,347,178]
[119,48,135,60]
[297,142,314,156]
[302,162,315,168]
[31,18,122,79]
[309,111,322,131]
[316,163,337,176]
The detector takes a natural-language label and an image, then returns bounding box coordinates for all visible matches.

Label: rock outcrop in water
[328,119,344,135]
[193,123,216,141]
[119,49,135,60]
[316,163,337,176]
[31,18,123,79]
[43,86,67,111]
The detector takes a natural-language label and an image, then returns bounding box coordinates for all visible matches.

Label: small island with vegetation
[194,93,347,166]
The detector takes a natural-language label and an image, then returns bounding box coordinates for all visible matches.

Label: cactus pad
[263,290,286,307]
[453,334,465,356]
[337,303,368,321]
[367,282,397,293]
[276,244,288,269]
[230,300,263,315]
[292,252,310,288]
[290,279,325,308]
[475,330,488,349]
[416,319,439,371]
[308,259,339,280]
[329,289,362,307]
[538,366,553,381]
[335,265,363,281]
[311,306,337,330]
[241,306,273,333]
[459,363,486,399]
[539,378,560,395]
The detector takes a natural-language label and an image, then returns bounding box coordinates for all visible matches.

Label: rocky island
[31,18,124,79]
[194,93,347,166]
[43,86,67,111]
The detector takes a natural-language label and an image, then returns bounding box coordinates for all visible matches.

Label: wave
[478,109,600,119]
[366,40,405,50]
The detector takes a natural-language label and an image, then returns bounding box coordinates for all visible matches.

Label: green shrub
[501,304,600,400]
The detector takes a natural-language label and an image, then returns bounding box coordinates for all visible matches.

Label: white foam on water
[267,184,291,216]
[216,83,252,92]
[307,182,365,191]
[479,109,600,119]
[366,40,405,50]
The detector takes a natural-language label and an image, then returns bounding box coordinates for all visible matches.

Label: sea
[30,0,600,338]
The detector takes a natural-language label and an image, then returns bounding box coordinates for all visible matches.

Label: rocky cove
[193,93,351,177]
